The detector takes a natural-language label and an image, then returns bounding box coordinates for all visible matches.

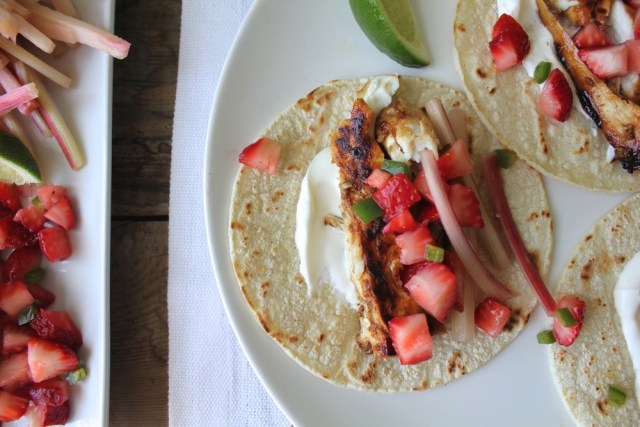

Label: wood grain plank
[112,0,180,217]
[110,220,168,426]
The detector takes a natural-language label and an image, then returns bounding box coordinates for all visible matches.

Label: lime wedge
[0,131,42,184]
[349,0,430,67]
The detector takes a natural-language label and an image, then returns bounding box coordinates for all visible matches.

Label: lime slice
[0,131,42,184]
[349,0,430,67]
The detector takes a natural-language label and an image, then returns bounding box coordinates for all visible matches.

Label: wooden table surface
[110,0,179,424]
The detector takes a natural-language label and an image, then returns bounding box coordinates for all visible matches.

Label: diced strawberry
[238,137,281,175]
[0,281,35,318]
[35,185,67,210]
[492,14,528,39]
[474,297,512,338]
[37,226,72,262]
[404,262,457,323]
[0,183,21,212]
[43,196,75,230]
[2,324,35,355]
[626,0,640,9]
[30,309,82,350]
[27,285,55,307]
[626,39,640,72]
[0,210,37,250]
[413,169,450,202]
[0,352,30,390]
[15,184,37,199]
[27,338,78,383]
[579,44,629,78]
[365,168,391,189]
[572,22,611,48]
[388,313,433,365]
[539,69,573,122]
[28,378,69,406]
[0,390,28,422]
[635,7,640,39]
[372,173,421,221]
[382,209,417,234]
[448,184,484,229]
[437,140,474,182]
[5,246,42,281]
[25,401,70,427]
[552,294,586,347]
[399,261,429,285]
[489,16,531,71]
[395,226,435,265]
[14,203,45,232]
[414,201,440,224]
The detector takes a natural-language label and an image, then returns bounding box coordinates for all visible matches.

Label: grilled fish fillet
[538,0,640,172]
[331,98,422,357]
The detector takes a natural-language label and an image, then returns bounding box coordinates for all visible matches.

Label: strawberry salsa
[0,182,84,426]
[238,100,585,365]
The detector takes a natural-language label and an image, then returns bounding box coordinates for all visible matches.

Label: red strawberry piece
[37,226,72,262]
[0,390,28,422]
[572,22,611,48]
[27,338,78,383]
[552,294,586,347]
[492,13,528,39]
[26,285,55,307]
[448,184,484,229]
[238,137,281,175]
[28,378,69,406]
[627,0,640,9]
[474,297,512,338]
[414,201,440,224]
[2,324,35,356]
[404,262,457,323]
[539,69,573,122]
[25,401,70,427]
[399,261,429,285]
[635,7,640,39]
[382,208,418,234]
[5,246,42,281]
[626,39,640,72]
[364,168,391,189]
[489,15,531,71]
[395,226,435,265]
[413,168,449,202]
[372,173,421,221]
[15,184,37,199]
[388,313,433,365]
[0,209,37,250]
[578,44,629,78]
[35,185,67,210]
[0,352,30,390]
[437,140,474,182]
[43,196,75,230]
[0,281,35,318]
[14,203,46,232]
[0,183,21,212]
[30,309,82,350]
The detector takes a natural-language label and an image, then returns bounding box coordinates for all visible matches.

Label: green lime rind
[0,131,42,184]
[349,0,430,68]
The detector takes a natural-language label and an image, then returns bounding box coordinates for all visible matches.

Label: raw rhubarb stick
[0,82,37,116]
[50,0,78,18]
[0,37,70,87]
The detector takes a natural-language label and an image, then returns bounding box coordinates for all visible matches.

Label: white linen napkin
[168,1,289,425]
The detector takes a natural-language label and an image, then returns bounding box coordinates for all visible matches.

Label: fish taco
[229,75,552,391]
[453,0,640,192]
[550,193,640,425]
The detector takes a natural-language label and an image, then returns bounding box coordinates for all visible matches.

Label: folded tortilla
[550,193,640,425]
[228,76,552,391]
[453,0,640,192]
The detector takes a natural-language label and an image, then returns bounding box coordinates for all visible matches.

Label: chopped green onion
[425,244,444,262]
[351,198,383,224]
[607,385,627,408]
[536,330,556,344]
[381,159,410,177]
[64,366,88,384]
[18,302,40,325]
[533,61,552,83]
[494,149,517,169]
[556,307,577,327]
[23,267,45,285]
[32,196,42,208]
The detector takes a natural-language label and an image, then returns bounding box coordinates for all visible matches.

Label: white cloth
[168,1,289,425]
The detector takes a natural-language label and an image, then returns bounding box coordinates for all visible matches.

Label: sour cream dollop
[614,252,640,405]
